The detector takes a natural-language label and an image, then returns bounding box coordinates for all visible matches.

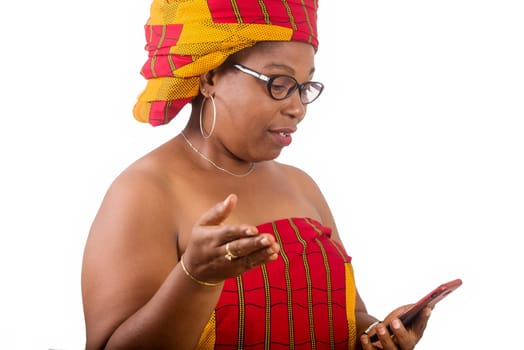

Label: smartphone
[369,278,462,342]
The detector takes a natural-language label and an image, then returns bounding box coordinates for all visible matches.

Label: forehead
[233,41,316,70]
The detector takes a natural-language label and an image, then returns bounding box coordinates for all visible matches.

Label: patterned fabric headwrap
[133,0,319,126]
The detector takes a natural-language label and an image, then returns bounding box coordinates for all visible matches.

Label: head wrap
[133,0,319,126]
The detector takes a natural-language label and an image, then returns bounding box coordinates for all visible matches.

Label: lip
[269,128,295,147]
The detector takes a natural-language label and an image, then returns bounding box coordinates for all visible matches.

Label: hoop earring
[200,94,216,139]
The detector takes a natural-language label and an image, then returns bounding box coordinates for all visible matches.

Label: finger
[360,334,374,350]
[225,234,279,264]
[196,194,237,227]
[360,334,384,350]
[389,318,415,349]
[225,233,277,257]
[238,242,279,268]
[373,323,397,349]
[217,224,259,244]
[410,307,431,339]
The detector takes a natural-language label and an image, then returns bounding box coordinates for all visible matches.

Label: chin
[266,150,283,161]
[249,145,284,162]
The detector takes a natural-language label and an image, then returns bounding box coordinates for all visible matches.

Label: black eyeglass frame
[232,64,324,105]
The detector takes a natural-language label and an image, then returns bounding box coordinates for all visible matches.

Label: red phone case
[398,278,462,325]
[368,278,462,342]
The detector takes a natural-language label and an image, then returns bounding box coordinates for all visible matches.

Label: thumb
[196,193,237,226]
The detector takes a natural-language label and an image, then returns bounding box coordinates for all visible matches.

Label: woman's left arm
[297,168,431,349]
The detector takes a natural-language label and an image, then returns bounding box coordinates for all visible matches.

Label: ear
[199,70,216,97]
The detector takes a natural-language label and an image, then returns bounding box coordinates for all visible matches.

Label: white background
[1,1,522,349]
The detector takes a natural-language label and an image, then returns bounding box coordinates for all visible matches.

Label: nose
[282,88,307,121]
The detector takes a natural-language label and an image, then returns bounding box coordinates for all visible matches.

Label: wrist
[179,256,223,287]
[363,320,380,334]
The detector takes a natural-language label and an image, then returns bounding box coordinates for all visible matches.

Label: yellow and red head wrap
[133,0,319,126]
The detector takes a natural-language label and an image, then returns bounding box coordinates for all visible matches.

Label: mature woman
[81,1,431,349]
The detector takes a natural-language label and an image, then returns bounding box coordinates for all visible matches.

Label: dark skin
[81,41,430,350]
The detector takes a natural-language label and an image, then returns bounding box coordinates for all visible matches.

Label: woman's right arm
[81,170,220,349]
[81,170,278,350]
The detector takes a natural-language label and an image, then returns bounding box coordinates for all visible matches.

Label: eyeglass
[233,64,324,105]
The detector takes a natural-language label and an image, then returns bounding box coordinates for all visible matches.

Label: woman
[81,1,431,349]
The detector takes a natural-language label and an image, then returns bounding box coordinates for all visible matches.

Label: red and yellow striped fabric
[197,217,358,349]
[133,0,319,126]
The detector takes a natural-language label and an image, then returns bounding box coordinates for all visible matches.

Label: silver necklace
[180,132,255,178]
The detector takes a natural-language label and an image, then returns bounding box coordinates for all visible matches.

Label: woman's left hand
[360,305,431,350]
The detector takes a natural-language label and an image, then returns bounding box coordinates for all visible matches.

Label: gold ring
[225,242,238,261]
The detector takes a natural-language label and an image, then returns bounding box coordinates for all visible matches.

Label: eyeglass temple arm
[233,64,270,82]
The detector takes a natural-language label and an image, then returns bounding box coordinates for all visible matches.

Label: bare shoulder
[107,152,178,212]
[83,139,189,281]
[95,138,194,229]
[273,161,323,196]
[91,149,180,239]
[82,141,185,349]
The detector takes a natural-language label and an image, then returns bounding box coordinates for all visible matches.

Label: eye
[270,76,297,97]
[271,84,288,93]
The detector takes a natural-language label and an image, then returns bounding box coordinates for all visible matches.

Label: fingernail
[377,324,386,335]
[426,308,432,317]
[245,228,256,236]
[361,336,369,345]
[260,237,269,245]
[392,319,401,329]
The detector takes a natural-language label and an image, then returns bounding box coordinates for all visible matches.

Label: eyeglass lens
[269,76,323,104]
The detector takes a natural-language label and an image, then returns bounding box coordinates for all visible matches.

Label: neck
[180,132,255,178]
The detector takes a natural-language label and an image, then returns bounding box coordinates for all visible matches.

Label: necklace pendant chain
[181,132,255,178]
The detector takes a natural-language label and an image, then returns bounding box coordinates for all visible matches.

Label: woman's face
[209,41,318,162]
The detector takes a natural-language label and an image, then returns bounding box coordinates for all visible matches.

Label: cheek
[223,75,271,109]
[231,109,266,134]
[222,94,275,126]
[216,78,278,130]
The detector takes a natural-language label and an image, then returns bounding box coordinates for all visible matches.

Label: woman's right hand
[181,194,280,285]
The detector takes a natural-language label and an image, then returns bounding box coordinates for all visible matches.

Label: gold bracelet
[179,256,222,287]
